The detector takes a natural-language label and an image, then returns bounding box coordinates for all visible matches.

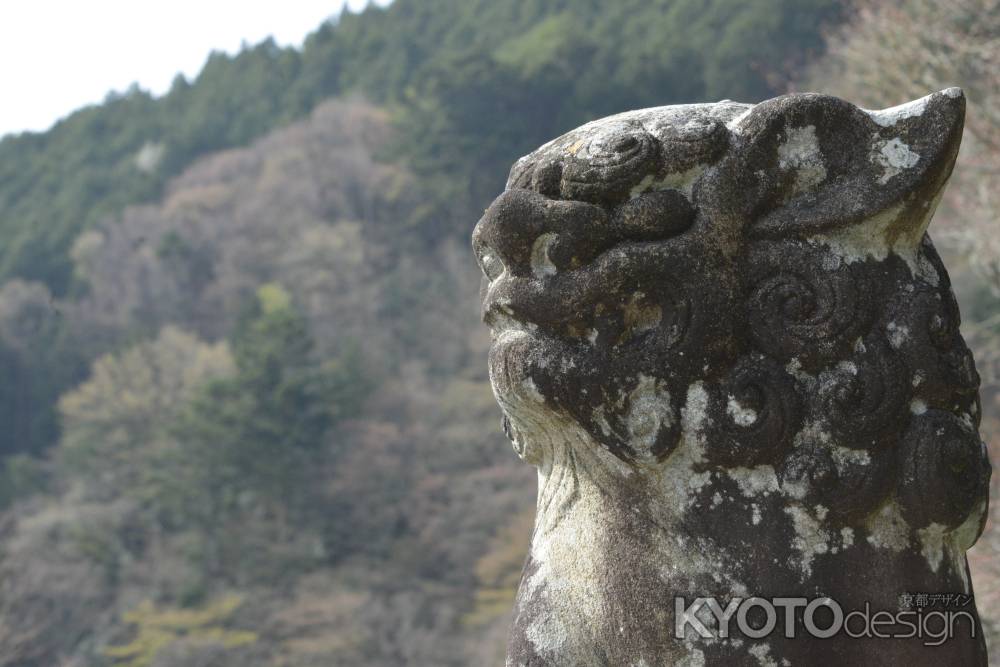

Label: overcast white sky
[0,0,392,138]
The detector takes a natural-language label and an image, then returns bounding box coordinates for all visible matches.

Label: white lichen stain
[837,360,858,375]
[653,383,714,505]
[864,96,929,127]
[886,321,910,349]
[807,204,902,265]
[726,395,758,426]
[831,445,871,469]
[780,421,831,500]
[910,399,928,415]
[680,383,710,457]
[841,527,855,549]
[806,190,943,281]
[645,383,751,605]
[530,233,558,279]
[749,643,779,667]
[784,504,831,577]
[776,125,827,195]
[625,375,673,461]
[865,500,911,552]
[727,465,780,497]
[784,358,813,384]
[917,523,948,573]
[781,479,808,501]
[629,163,708,200]
[872,137,920,184]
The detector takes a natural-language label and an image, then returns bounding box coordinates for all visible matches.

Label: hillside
[0,97,528,666]
[0,0,844,296]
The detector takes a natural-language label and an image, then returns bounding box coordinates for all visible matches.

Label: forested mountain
[0,0,844,503]
[5,0,998,665]
[0,0,843,296]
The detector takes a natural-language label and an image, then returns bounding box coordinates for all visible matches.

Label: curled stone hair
[474,90,991,666]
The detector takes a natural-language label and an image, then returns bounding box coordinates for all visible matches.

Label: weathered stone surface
[473,89,991,666]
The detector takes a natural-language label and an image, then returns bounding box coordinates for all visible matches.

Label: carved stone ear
[698,90,965,243]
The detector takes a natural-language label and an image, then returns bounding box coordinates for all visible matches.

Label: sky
[0,0,392,138]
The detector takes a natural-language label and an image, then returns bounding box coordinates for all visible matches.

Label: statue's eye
[481,253,505,282]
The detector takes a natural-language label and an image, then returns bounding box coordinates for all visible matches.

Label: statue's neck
[527,421,638,538]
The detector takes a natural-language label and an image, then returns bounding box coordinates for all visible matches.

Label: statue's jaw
[487,325,580,465]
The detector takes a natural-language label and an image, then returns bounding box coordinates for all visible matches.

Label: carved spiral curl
[924,302,980,399]
[640,277,692,354]
[745,244,871,370]
[780,440,894,522]
[507,154,565,197]
[703,354,802,466]
[818,338,909,450]
[887,285,980,419]
[897,409,991,529]
[561,127,661,205]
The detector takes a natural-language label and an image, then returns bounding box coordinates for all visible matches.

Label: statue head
[474,90,994,665]
[474,88,988,537]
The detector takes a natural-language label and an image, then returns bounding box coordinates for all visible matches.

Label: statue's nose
[472,185,696,285]
[472,189,548,279]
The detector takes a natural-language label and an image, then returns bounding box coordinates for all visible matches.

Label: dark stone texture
[474,90,991,666]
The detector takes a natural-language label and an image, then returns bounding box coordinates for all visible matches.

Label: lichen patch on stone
[726,395,758,426]
[784,504,831,577]
[625,374,673,460]
[886,321,910,348]
[917,523,948,573]
[864,95,930,127]
[531,233,558,278]
[748,643,780,667]
[872,137,920,184]
[726,465,780,497]
[776,125,827,195]
[865,500,911,552]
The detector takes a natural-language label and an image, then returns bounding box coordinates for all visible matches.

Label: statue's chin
[488,328,542,400]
